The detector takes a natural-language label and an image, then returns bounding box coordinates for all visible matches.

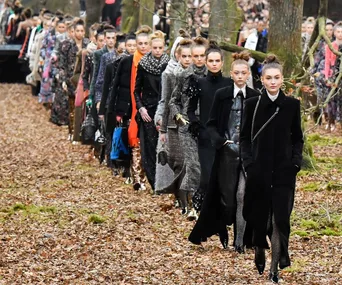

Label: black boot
[254,247,266,275]
[219,228,229,249]
[268,271,279,283]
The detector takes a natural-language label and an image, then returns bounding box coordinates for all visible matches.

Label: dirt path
[0,84,341,284]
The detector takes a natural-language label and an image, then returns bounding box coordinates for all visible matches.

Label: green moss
[319,228,341,236]
[303,182,321,192]
[292,230,309,237]
[301,219,319,230]
[284,259,307,273]
[307,134,342,146]
[88,214,106,224]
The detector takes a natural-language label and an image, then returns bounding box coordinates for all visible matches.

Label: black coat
[188,71,233,142]
[188,85,259,245]
[106,55,133,133]
[240,90,303,248]
[134,64,162,113]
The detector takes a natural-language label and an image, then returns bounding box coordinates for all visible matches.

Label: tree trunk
[209,0,243,74]
[121,0,140,33]
[169,0,187,42]
[86,0,103,29]
[138,0,154,28]
[268,0,304,78]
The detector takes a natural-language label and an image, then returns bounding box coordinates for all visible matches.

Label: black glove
[158,150,168,166]
[188,121,201,139]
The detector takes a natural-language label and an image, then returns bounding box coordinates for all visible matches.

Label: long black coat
[240,90,303,248]
[188,85,259,245]
[106,55,133,134]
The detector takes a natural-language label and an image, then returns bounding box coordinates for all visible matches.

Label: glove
[175,114,189,126]
[188,121,201,139]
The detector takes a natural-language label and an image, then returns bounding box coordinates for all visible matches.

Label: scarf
[128,50,144,147]
[138,52,169,75]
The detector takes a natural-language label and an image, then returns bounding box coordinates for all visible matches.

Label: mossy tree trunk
[169,0,187,42]
[268,0,304,78]
[138,0,154,28]
[209,0,243,74]
[121,0,140,33]
[86,0,103,29]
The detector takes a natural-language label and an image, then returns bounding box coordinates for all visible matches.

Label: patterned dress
[38,29,57,104]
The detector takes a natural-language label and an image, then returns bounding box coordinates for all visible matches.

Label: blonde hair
[231,51,250,69]
[149,30,165,44]
[135,25,152,38]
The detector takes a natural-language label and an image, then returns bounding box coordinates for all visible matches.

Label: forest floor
[0,84,341,284]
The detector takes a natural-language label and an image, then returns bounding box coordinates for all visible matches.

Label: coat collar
[260,89,286,107]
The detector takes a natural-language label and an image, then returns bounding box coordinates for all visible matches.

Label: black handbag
[95,120,107,146]
[81,106,97,145]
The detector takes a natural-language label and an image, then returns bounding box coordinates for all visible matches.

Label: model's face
[116,42,125,54]
[230,63,250,88]
[261,68,283,95]
[151,39,164,58]
[206,52,223,73]
[105,32,116,49]
[192,46,206,67]
[125,39,137,55]
[306,24,314,35]
[56,23,66,34]
[179,48,192,68]
[74,25,85,41]
[136,35,150,55]
[97,34,105,49]
[68,27,74,39]
[325,24,333,38]
[334,27,342,41]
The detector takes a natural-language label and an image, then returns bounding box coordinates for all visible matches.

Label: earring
[281,83,286,91]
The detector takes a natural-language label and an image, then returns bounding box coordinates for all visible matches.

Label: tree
[209,0,243,73]
[268,0,304,78]
[139,0,154,28]
[121,0,140,33]
[169,0,188,41]
[86,0,103,29]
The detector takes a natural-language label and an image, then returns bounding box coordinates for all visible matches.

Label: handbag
[110,126,130,160]
[81,105,97,145]
[95,120,107,146]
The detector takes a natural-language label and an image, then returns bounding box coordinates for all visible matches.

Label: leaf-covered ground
[0,84,341,284]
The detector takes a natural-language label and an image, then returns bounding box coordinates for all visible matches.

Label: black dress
[187,71,232,194]
[240,90,303,265]
[188,85,259,245]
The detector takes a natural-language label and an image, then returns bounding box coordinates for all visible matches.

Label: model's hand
[96,102,100,111]
[116,116,122,123]
[139,107,152,122]
[98,115,104,121]
[159,133,167,143]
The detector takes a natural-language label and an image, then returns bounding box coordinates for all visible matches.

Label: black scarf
[139,52,169,75]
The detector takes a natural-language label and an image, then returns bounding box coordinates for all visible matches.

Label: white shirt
[233,84,247,98]
[266,90,279,101]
